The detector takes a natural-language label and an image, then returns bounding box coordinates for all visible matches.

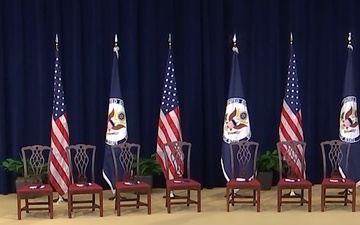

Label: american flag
[156,47,182,180]
[279,45,304,178]
[49,41,71,196]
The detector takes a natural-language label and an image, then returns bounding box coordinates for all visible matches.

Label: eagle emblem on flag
[223,97,251,143]
[340,96,359,143]
[106,97,127,145]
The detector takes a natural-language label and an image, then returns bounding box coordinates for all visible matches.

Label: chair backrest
[162,141,191,180]
[320,140,351,179]
[111,143,140,181]
[229,141,259,179]
[276,141,306,179]
[21,145,51,185]
[66,144,96,183]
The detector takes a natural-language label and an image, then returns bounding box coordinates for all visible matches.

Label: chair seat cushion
[226,178,260,188]
[68,183,103,193]
[116,181,151,190]
[166,179,200,188]
[17,184,53,193]
[278,178,312,187]
[321,178,355,187]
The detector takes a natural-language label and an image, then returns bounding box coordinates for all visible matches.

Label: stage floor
[1,185,360,225]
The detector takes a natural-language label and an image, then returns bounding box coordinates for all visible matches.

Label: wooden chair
[226,141,261,212]
[16,145,53,220]
[111,143,151,216]
[276,141,312,212]
[163,141,201,213]
[66,144,103,218]
[320,140,356,212]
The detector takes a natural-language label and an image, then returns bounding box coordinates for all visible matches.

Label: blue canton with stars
[52,49,67,120]
[285,46,301,114]
[161,48,179,114]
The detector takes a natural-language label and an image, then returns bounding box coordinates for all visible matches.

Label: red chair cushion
[277,178,312,187]
[116,181,150,190]
[226,178,260,188]
[17,184,53,193]
[166,179,200,188]
[321,178,355,187]
[68,183,103,193]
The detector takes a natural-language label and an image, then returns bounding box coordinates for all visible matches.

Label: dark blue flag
[221,41,251,181]
[339,42,360,185]
[102,42,128,194]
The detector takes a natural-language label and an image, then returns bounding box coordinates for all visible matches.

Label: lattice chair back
[162,141,191,180]
[66,144,96,183]
[320,140,351,179]
[229,141,259,179]
[21,145,51,185]
[111,143,140,181]
[276,141,306,179]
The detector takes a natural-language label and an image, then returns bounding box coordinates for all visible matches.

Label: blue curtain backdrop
[1,0,360,194]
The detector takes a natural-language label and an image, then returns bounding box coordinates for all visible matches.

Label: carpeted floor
[1,185,360,225]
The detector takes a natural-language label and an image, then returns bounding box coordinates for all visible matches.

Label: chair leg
[308,187,312,212]
[277,187,281,212]
[147,188,151,214]
[231,190,235,206]
[92,194,96,211]
[49,192,54,219]
[352,186,356,212]
[116,190,121,216]
[99,191,104,217]
[301,189,304,206]
[321,186,325,212]
[253,190,256,206]
[25,197,29,213]
[136,193,140,209]
[114,190,117,210]
[256,189,260,212]
[17,195,21,220]
[226,187,230,212]
[197,187,201,212]
[166,188,171,214]
[344,189,348,206]
[187,190,190,206]
[68,193,72,218]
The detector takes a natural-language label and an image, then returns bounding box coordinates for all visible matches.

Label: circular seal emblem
[223,97,251,143]
[339,96,359,143]
[106,98,127,145]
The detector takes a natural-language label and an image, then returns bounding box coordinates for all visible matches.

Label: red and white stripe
[156,108,182,180]
[279,101,304,178]
[49,114,71,196]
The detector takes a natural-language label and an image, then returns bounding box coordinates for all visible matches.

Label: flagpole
[54,34,65,203]
[164,32,177,199]
[168,33,172,50]
[52,34,68,203]
[288,32,299,197]
[114,34,119,58]
[55,34,59,51]
[232,33,238,53]
[338,32,354,196]
[348,32,352,46]
[231,33,240,197]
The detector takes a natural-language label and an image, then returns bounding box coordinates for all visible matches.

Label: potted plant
[137,153,162,187]
[256,150,279,190]
[2,156,48,191]
[2,157,27,191]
